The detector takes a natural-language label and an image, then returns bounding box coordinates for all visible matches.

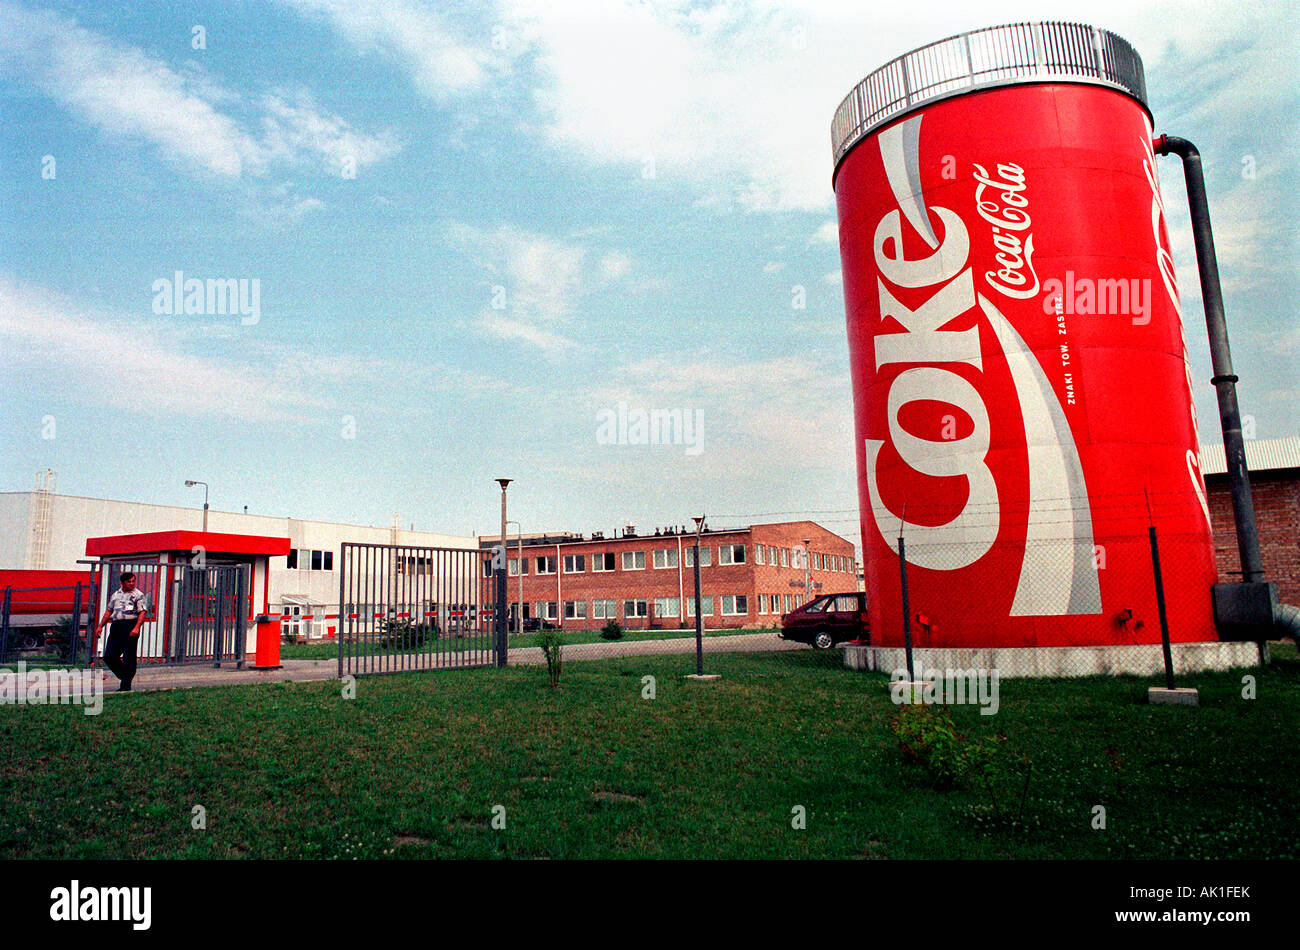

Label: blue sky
[1,0,1296,553]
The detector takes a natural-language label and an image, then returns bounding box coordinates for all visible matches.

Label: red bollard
[254,614,281,669]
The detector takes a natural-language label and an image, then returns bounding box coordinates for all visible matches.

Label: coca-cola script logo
[973,162,1039,300]
[862,113,1101,616]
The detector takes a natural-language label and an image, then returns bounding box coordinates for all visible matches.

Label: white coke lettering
[867,198,999,570]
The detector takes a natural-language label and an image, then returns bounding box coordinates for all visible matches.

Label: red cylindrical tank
[832,23,1218,648]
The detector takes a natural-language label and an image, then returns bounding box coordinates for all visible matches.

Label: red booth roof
[85,531,291,558]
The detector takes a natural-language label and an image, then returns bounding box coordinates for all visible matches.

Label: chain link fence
[869,526,1265,680]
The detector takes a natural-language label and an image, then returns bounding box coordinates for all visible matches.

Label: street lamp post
[803,537,812,604]
[494,479,511,667]
[692,515,706,677]
[184,480,209,532]
[506,519,523,639]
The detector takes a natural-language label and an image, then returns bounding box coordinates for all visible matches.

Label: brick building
[479,521,857,631]
[1202,436,1300,605]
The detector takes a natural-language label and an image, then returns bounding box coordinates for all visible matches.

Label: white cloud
[448,222,642,354]
[493,0,1297,213]
[762,261,785,274]
[475,312,577,354]
[260,90,401,175]
[599,251,633,282]
[0,2,399,186]
[811,221,839,244]
[277,0,492,98]
[0,275,318,422]
[0,2,256,177]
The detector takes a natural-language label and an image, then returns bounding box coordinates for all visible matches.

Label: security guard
[95,572,148,691]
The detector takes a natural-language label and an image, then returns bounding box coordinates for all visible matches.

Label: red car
[780,592,868,650]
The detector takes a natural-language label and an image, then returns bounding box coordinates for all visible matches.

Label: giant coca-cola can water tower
[832,23,1218,647]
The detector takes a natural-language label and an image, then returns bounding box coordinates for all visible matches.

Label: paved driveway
[3,632,807,695]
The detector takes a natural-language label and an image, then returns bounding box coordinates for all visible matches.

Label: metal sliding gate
[83,560,251,667]
[338,543,503,676]
[173,564,250,666]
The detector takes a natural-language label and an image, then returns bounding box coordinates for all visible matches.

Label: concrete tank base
[842,641,1265,680]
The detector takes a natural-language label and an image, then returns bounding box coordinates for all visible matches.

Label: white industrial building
[0,481,477,640]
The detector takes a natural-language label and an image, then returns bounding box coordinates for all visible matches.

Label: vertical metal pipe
[899,536,915,684]
[71,582,83,666]
[337,544,346,679]
[693,517,705,676]
[1149,525,1176,690]
[1,586,11,662]
[1154,134,1264,583]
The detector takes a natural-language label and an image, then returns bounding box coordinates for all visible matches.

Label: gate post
[1,586,11,662]
[70,582,84,666]
[495,566,508,667]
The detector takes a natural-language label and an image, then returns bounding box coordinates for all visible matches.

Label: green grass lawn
[2,644,1297,859]
[281,624,769,660]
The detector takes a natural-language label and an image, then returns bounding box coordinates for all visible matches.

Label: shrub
[377,619,438,650]
[890,704,1007,791]
[600,620,624,641]
[536,629,563,688]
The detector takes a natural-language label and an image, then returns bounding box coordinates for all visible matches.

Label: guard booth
[84,531,290,667]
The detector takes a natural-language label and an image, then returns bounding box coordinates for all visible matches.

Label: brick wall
[750,521,857,624]
[481,520,856,631]
[1206,470,1300,604]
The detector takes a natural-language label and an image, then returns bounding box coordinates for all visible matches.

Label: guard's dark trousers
[103,619,139,689]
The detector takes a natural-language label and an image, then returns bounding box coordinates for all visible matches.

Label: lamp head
[495,478,513,490]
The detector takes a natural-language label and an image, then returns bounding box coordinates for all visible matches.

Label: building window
[755,545,765,565]
[652,548,678,569]
[593,552,616,572]
[288,548,335,572]
[684,545,711,567]
[508,557,529,577]
[537,555,557,575]
[396,555,431,575]
[624,599,648,618]
[593,599,617,619]
[686,596,714,616]
[771,594,780,614]
[563,554,585,573]
[783,594,791,612]
[653,596,680,618]
[780,548,789,568]
[536,601,557,621]
[564,600,588,620]
[722,595,748,615]
[622,550,646,571]
[482,558,493,577]
[758,594,766,614]
[719,544,745,565]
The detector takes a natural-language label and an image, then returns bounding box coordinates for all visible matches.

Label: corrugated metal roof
[1199,436,1300,475]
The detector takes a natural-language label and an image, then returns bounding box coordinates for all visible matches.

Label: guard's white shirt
[108,588,148,621]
